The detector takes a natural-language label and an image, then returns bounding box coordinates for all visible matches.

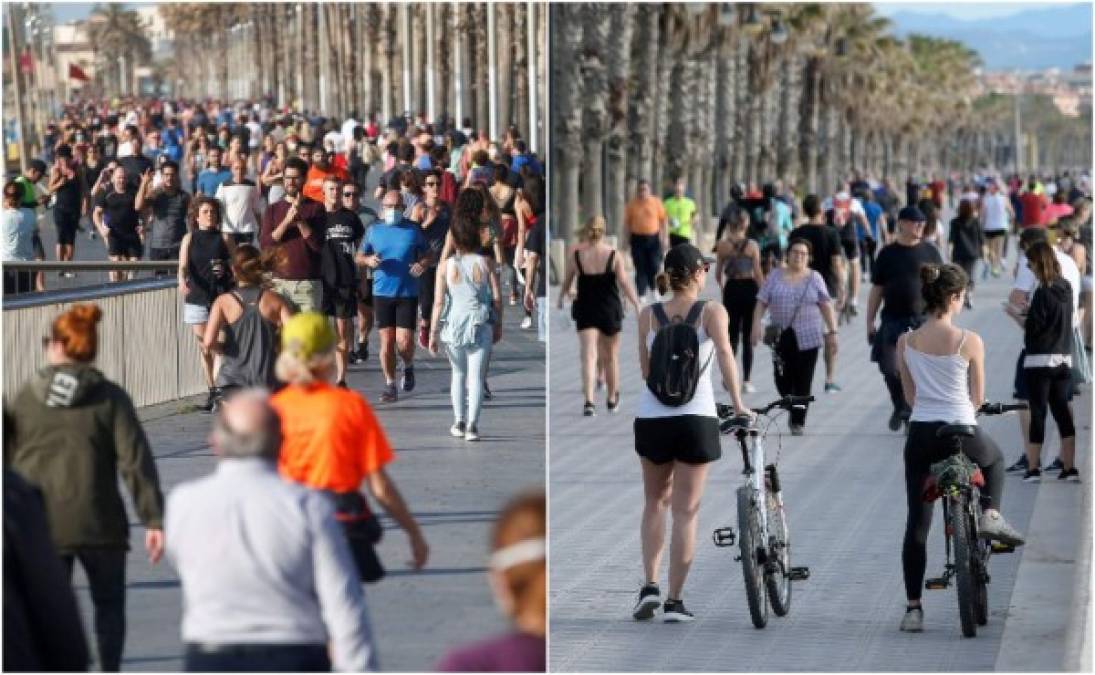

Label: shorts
[108,233,143,258]
[324,286,358,319]
[149,246,181,261]
[32,231,44,259]
[272,278,323,313]
[374,295,417,330]
[634,415,722,465]
[841,238,859,259]
[54,210,80,246]
[984,230,1007,240]
[183,302,210,325]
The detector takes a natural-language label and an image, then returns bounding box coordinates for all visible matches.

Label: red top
[1020,192,1047,228]
[259,196,326,279]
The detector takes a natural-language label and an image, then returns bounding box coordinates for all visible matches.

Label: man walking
[195,147,232,197]
[136,159,190,269]
[215,154,264,245]
[93,166,145,282]
[259,157,326,313]
[865,206,943,431]
[166,389,377,672]
[663,178,697,248]
[623,179,668,300]
[321,176,366,387]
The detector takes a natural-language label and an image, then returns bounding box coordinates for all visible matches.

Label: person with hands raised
[260,156,327,313]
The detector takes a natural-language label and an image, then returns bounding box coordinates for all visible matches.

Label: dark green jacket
[5,364,164,553]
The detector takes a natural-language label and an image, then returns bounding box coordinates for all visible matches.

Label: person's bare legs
[379,327,397,384]
[108,254,124,283]
[640,458,673,585]
[356,303,373,354]
[667,461,710,600]
[849,258,861,304]
[334,316,351,383]
[395,327,415,370]
[599,331,621,403]
[824,338,837,386]
[192,324,214,387]
[579,328,598,403]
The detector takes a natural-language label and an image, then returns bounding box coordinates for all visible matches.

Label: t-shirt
[147,189,191,249]
[871,242,943,319]
[863,201,883,241]
[981,193,1010,232]
[2,206,36,261]
[1042,203,1074,225]
[272,383,395,494]
[1014,248,1081,327]
[1019,192,1046,228]
[196,168,232,196]
[324,208,366,285]
[302,165,349,203]
[95,187,140,238]
[526,219,547,298]
[624,196,667,237]
[215,180,263,235]
[663,196,697,239]
[788,223,842,293]
[259,196,327,280]
[437,632,546,673]
[361,218,428,298]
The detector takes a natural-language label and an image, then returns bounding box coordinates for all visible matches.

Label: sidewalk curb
[1063,460,1092,671]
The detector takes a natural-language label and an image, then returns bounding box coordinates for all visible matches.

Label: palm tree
[552,4,584,241]
[91,3,150,96]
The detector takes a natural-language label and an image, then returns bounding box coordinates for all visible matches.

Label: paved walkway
[548,256,1090,671]
[68,306,544,672]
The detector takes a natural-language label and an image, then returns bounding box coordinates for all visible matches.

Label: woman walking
[429,198,503,441]
[749,239,838,434]
[179,195,236,412]
[632,244,752,622]
[895,263,1024,632]
[716,208,765,393]
[948,199,984,309]
[6,304,165,671]
[557,215,641,416]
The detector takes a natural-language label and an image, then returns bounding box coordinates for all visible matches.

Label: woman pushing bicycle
[895,263,1025,633]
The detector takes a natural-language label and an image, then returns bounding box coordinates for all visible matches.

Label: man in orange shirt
[303,146,350,203]
[623,179,668,299]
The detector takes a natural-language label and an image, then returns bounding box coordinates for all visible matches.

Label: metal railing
[3,261,178,297]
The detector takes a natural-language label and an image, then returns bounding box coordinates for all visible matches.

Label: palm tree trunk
[553,4,583,241]
[475,5,490,131]
[579,3,609,223]
[497,3,514,130]
[629,5,660,198]
[732,39,748,184]
[513,4,529,140]
[380,5,394,121]
[775,53,795,183]
[651,9,672,193]
[714,32,733,211]
[604,5,634,237]
[799,55,821,194]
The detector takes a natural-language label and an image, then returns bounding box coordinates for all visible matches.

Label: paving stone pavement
[548,256,1090,672]
[66,305,544,672]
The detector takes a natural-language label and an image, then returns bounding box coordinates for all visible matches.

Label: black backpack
[646,301,711,407]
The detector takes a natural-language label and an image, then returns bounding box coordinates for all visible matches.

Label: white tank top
[906,331,977,425]
[636,307,717,419]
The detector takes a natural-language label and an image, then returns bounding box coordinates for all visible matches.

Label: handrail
[2,277,177,310]
[3,261,178,271]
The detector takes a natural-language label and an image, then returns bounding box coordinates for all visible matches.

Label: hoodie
[5,364,164,553]
[1024,278,1074,363]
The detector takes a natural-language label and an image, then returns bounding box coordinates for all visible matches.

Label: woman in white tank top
[893,263,1024,633]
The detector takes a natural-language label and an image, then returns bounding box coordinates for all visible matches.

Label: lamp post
[6,4,28,171]
[527,1,536,154]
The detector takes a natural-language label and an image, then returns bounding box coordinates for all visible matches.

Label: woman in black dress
[558,216,641,416]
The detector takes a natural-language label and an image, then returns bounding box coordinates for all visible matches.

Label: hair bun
[70,304,103,325]
[921,264,941,284]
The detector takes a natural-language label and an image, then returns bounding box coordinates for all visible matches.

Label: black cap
[898,205,926,222]
[27,159,47,174]
[664,242,706,275]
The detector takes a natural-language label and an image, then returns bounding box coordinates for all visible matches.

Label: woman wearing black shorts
[631,244,751,623]
[715,208,764,392]
[48,145,84,269]
[557,216,640,417]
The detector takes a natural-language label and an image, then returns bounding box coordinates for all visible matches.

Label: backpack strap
[651,302,671,328]
[684,300,707,328]
[574,249,585,275]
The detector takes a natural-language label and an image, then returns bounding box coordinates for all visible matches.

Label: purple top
[757,268,832,350]
[437,631,545,673]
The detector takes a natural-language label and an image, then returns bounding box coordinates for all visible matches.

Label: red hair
[51,303,102,362]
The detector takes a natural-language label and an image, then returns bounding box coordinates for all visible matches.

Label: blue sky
[874,2,1069,20]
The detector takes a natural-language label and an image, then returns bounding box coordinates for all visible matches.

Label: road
[65,286,545,671]
[548,253,1090,671]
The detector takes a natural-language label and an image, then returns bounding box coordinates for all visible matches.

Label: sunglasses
[342,191,358,198]
[424,181,439,187]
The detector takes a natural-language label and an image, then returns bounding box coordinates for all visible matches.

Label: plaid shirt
[757,269,832,351]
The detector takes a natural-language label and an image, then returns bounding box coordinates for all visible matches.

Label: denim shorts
[183,303,210,325]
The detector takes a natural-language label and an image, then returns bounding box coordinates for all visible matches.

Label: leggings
[722,278,758,381]
[62,549,127,671]
[445,327,493,427]
[1025,365,1076,444]
[902,421,1005,602]
[773,346,819,426]
[629,234,662,298]
[418,266,437,326]
[954,257,977,291]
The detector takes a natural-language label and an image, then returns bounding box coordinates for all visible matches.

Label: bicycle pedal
[712,527,736,547]
[991,542,1016,553]
[924,577,950,590]
[788,566,810,581]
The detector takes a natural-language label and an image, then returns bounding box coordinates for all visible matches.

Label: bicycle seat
[936,424,976,439]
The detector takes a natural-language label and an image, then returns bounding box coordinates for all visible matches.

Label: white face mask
[384,208,400,224]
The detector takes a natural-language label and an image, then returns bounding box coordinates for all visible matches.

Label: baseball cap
[898,205,926,222]
[664,242,707,275]
[281,312,336,360]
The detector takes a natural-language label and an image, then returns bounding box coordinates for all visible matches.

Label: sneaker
[360,343,369,362]
[662,599,695,623]
[899,606,924,633]
[583,401,596,417]
[743,381,757,393]
[450,421,466,437]
[417,326,429,350]
[200,388,217,414]
[401,367,415,392]
[1006,455,1029,473]
[483,381,493,400]
[464,424,480,442]
[607,394,620,413]
[1058,467,1081,482]
[824,382,842,393]
[520,315,533,330]
[379,383,398,403]
[632,583,661,621]
[1022,468,1042,483]
[978,511,1025,546]
[789,423,805,436]
[1046,457,1064,473]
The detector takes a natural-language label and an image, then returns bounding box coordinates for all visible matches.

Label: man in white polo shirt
[215,155,264,246]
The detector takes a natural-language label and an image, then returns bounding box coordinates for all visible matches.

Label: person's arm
[363,468,428,569]
[896,333,916,411]
[271,198,299,243]
[557,247,577,309]
[491,235,504,266]
[177,233,191,295]
[706,303,748,411]
[439,229,455,263]
[964,331,985,409]
[487,258,504,343]
[715,242,726,289]
[428,259,450,354]
[523,249,540,312]
[637,305,653,379]
[92,204,107,238]
[46,166,64,193]
[111,389,165,564]
[866,284,883,342]
[134,169,153,211]
[750,299,768,347]
[202,296,226,353]
[614,249,642,314]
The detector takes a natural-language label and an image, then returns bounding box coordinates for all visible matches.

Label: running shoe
[743,381,757,393]
[1046,457,1064,473]
[824,382,842,393]
[606,394,620,413]
[1022,468,1041,483]
[401,366,415,392]
[1058,467,1081,482]
[632,583,661,621]
[899,606,924,632]
[379,383,398,403]
[978,511,1025,546]
[662,599,695,623]
[450,421,466,438]
[520,315,533,330]
[464,424,480,442]
[200,388,217,414]
[1006,455,1029,473]
[583,401,595,417]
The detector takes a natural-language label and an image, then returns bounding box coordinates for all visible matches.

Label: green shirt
[663,196,697,240]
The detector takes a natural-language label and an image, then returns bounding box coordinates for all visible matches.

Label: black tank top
[185,229,231,307]
[573,249,623,323]
[54,172,82,214]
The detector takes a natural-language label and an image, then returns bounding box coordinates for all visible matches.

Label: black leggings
[62,549,127,671]
[1025,365,1076,444]
[902,422,1005,602]
[773,345,819,425]
[723,278,758,381]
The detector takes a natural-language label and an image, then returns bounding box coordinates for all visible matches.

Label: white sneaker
[450,422,466,438]
[743,381,757,393]
[465,424,480,441]
[520,316,533,330]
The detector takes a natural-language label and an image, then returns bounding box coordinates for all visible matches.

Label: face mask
[384,208,399,224]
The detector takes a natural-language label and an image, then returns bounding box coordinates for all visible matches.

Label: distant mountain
[883,3,1093,71]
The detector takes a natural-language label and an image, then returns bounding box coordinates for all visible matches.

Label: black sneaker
[662,599,695,623]
[632,583,661,621]
[1006,455,1029,473]
[379,383,398,403]
[401,367,415,392]
[1022,468,1042,483]
[583,401,595,417]
[360,343,369,362]
[1046,457,1064,473]
[607,394,620,413]
[483,381,493,400]
[199,388,217,414]
[1058,467,1081,482]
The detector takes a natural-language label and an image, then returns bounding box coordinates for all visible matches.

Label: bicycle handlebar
[717,395,816,422]
[978,402,1028,416]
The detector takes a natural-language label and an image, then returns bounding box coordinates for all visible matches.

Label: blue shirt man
[196,149,232,196]
[360,213,428,298]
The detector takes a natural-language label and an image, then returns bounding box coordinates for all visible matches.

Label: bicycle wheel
[765,476,792,616]
[975,575,989,626]
[951,493,978,638]
[737,485,768,628]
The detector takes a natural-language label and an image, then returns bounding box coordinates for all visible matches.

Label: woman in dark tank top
[715,208,765,393]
